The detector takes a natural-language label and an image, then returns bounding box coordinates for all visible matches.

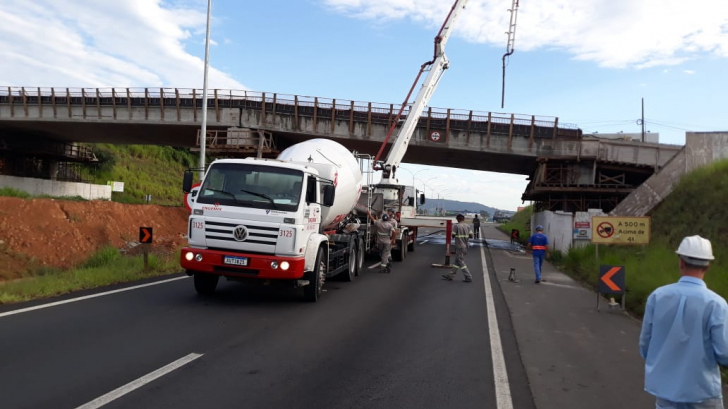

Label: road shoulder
[482,225,653,409]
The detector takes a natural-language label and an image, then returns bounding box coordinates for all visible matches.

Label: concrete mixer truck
[180,138,370,302]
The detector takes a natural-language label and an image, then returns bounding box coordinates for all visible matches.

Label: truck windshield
[197,163,304,212]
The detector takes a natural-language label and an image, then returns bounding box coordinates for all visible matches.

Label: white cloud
[322,0,728,69]
[684,70,696,74]
[0,0,245,89]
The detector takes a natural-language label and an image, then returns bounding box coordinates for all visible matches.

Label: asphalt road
[0,234,535,409]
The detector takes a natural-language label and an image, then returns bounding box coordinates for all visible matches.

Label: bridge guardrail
[0,86,582,142]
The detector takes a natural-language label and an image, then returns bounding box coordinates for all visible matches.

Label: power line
[643,121,692,131]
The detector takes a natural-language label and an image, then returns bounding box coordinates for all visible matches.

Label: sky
[1,0,727,210]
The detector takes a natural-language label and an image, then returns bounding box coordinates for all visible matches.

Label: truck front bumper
[180,248,306,279]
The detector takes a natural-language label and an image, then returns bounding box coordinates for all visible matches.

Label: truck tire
[341,237,356,282]
[303,247,325,302]
[393,239,407,261]
[355,237,364,276]
[194,273,219,295]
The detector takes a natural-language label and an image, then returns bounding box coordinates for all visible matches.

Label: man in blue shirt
[639,235,728,408]
[527,225,549,283]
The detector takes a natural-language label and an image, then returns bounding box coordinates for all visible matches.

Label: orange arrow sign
[601,267,621,291]
[139,227,153,243]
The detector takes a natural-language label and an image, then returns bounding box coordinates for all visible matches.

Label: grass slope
[86,144,201,206]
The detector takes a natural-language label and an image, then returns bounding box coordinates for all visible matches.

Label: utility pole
[641,98,645,143]
[199,0,212,180]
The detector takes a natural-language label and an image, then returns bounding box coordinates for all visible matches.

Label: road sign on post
[139,227,153,243]
[139,227,153,271]
[599,265,625,294]
[591,216,650,245]
[597,265,626,311]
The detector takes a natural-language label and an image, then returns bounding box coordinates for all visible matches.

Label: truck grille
[205,221,279,245]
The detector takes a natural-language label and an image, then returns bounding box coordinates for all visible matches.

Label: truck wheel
[400,240,408,260]
[194,273,219,295]
[393,240,403,262]
[355,237,364,276]
[341,238,356,282]
[303,247,325,302]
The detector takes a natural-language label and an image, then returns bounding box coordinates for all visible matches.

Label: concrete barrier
[0,175,111,200]
[612,131,728,216]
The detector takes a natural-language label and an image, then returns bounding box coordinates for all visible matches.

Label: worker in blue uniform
[639,235,728,408]
[526,225,549,283]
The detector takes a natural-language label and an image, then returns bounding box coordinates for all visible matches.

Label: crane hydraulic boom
[373,0,468,183]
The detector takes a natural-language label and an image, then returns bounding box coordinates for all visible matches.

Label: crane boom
[373,0,468,182]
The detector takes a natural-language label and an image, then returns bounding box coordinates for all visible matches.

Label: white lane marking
[420,240,429,244]
[0,276,189,319]
[76,353,203,409]
[480,246,514,409]
[368,262,382,269]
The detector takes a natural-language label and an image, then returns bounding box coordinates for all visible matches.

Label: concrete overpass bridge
[0,87,682,212]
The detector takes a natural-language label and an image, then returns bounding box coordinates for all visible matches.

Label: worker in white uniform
[367,210,396,273]
[442,214,473,283]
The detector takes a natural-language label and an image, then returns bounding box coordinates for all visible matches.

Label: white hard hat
[676,235,714,266]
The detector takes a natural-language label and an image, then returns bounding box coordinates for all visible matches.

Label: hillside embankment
[0,197,188,281]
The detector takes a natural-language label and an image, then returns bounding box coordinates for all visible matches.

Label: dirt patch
[0,197,189,280]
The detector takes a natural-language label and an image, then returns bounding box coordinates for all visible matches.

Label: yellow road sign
[591,216,650,245]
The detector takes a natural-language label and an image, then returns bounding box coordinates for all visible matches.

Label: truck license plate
[223,256,248,266]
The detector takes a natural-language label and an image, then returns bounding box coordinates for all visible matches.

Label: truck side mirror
[305,176,317,204]
[322,185,336,207]
[183,171,193,193]
[420,193,426,205]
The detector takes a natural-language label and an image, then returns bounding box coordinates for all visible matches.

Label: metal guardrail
[0,87,583,145]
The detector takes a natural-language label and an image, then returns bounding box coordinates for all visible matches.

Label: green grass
[0,187,32,198]
[498,205,533,245]
[0,246,182,304]
[83,144,203,206]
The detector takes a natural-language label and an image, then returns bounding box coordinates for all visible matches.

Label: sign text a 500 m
[591,216,650,245]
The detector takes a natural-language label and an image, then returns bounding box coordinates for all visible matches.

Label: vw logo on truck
[233,225,249,241]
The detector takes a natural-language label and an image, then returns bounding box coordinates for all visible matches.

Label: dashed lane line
[75,353,203,409]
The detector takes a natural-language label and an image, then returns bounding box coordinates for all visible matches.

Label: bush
[0,187,32,198]
[82,247,122,268]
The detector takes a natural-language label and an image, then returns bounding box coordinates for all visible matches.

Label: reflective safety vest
[529,233,549,253]
[452,223,471,249]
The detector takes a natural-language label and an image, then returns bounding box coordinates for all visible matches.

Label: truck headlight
[185,252,194,261]
[270,261,279,269]
[280,261,290,270]
[195,254,203,262]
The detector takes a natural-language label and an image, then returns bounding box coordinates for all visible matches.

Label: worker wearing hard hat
[366,210,396,273]
[442,214,473,283]
[639,235,728,408]
[527,225,549,283]
[385,208,398,230]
